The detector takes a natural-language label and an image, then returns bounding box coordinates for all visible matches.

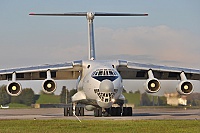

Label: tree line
[0,85,35,106]
[0,85,77,106]
[123,89,200,106]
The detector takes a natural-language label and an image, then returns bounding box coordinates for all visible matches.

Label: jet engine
[42,70,56,94]
[144,78,160,93]
[6,82,22,96]
[42,79,56,94]
[177,81,193,95]
[144,70,160,93]
[6,72,22,96]
[176,72,193,95]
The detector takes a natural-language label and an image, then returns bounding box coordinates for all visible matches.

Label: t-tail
[29,12,148,60]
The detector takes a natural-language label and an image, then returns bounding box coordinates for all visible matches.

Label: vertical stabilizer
[87,12,96,60]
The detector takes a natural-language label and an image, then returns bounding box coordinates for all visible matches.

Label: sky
[0,1,200,94]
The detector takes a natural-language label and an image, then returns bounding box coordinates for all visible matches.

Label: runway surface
[0,108,199,120]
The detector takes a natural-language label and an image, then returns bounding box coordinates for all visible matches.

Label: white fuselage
[75,60,124,108]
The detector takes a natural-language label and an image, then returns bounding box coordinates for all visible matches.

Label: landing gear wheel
[110,107,121,116]
[111,107,116,116]
[116,107,121,116]
[75,106,85,116]
[64,105,84,116]
[122,107,132,116]
[69,107,73,116]
[75,107,80,116]
[122,107,127,116]
[104,108,111,117]
[80,107,84,116]
[94,108,102,117]
[127,107,132,116]
[64,107,73,116]
[103,107,132,117]
[64,107,67,116]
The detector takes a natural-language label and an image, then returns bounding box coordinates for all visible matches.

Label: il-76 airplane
[0,12,199,117]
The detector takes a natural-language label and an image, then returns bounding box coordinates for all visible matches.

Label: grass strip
[0,119,199,133]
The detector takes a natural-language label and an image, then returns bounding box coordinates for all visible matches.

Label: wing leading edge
[117,60,200,80]
[0,60,82,80]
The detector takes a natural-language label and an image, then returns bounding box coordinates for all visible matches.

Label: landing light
[111,99,115,103]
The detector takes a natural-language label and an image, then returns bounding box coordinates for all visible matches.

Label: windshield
[92,69,118,81]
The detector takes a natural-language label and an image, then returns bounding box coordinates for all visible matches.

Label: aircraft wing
[0,60,82,81]
[117,60,200,80]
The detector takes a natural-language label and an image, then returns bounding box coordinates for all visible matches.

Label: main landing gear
[94,107,132,117]
[64,105,132,117]
[64,104,84,116]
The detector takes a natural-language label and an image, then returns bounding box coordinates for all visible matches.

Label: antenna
[29,12,148,60]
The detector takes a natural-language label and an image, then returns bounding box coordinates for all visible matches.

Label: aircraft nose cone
[99,79,114,92]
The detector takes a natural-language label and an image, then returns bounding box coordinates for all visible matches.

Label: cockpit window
[92,69,118,76]
[98,71,103,76]
[92,69,119,81]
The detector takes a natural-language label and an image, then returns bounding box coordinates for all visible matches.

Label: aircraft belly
[75,99,99,107]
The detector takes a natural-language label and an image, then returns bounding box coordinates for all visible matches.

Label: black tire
[98,108,102,117]
[127,107,132,116]
[80,107,84,116]
[122,107,128,116]
[64,107,68,116]
[69,107,73,116]
[111,107,116,116]
[75,107,80,116]
[116,107,121,116]
[104,108,111,117]
[94,108,98,117]
[94,108,102,117]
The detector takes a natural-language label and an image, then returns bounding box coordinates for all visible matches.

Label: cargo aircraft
[0,12,199,117]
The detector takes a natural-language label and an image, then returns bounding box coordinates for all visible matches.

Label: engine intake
[42,79,56,94]
[6,82,22,96]
[177,81,193,95]
[144,78,160,93]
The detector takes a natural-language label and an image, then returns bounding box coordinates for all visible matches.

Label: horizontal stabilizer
[29,12,148,17]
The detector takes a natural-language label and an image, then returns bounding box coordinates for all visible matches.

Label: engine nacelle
[177,80,193,95]
[6,82,22,96]
[144,78,161,93]
[42,79,57,94]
